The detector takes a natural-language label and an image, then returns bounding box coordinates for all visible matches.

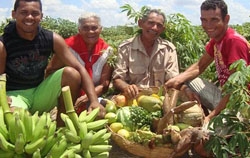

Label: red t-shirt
[206,28,250,86]
[65,34,109,78]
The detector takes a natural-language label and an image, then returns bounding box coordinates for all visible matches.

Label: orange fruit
[114,95,127,107]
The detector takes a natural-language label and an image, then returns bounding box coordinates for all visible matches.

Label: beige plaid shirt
[112,35,179,88]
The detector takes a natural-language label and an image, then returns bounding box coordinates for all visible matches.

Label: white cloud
[227,0,250,25]
[0,8,11,23]
[0,0,249,27]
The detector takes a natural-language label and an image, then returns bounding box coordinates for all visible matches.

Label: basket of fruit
[103,87,206,158]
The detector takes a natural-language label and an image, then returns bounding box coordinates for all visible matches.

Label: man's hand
[165,77,183,90]
[123,84,139,99]
[74,95,105,119]
[204,116,211,125]
[88,101,106,119]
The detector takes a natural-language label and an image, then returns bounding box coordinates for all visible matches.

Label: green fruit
[104,112,117,124]
[175,123,192,130]
[137,95,162,112]
[159,96,165,102]
[105,100,117,113]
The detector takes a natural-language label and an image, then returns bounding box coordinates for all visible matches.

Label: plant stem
[0,73,13,127]
[61,86,80,130]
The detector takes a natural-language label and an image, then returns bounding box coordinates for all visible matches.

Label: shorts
[186,77,222,111]
[7,68,63,114]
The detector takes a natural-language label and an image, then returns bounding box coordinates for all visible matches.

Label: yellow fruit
[151,93,160,99]
[117,129,130,139]
[105,100,117,113]
[110,122,123,133]
[114,95,127,107]
[127,99,138,106]
[104,112,117,124]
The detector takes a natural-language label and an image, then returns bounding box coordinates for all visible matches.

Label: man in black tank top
[0,0,105,126]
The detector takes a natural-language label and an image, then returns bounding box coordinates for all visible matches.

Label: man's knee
[62,67,81,85]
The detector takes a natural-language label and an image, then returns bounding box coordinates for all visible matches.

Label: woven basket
[109,128,174,158]
[108,88,204,157]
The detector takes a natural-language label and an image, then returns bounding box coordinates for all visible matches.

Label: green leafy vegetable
[116,106,162,131]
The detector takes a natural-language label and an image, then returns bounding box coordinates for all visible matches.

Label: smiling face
[78,17,102,50]
[138,12,165,42]
[12,0,43,39]
[200,7,229,42]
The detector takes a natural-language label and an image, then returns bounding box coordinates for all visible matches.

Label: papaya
[137,95,163,112]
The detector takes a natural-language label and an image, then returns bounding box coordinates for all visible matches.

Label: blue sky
[1,0,249,27]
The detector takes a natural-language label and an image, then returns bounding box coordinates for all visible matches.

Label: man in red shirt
[165,0,250,124]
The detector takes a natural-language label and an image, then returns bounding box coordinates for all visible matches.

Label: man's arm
[204,94,229,124]
[0,41,6,74]
[95,63,113,97]
[51,33,103,112]
[165,52,213,90]
[113,78,139,99]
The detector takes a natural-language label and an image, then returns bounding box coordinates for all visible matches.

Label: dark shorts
[187,77,222,111]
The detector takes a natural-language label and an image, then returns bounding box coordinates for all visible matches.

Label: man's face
[78,17,102,47]
[12,1,43,37]
[139,12,165,41]
[200,7,229,41]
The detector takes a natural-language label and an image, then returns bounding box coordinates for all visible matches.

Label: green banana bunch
[59,148,75,158]
[14,133,25,154]
[86,119,108,131]
[22,109,33,142]
[92,151,110,158]
[14,112,27,143]
[88,144,112,153]
[0,106,64,157]
[56,106,112,157]
[0,132,15,152]
[0,107,9,140]
[32,148,41,158]
[78,110,87,122]
[92,132,111,145]
[82,149,91,158]
[78,121,88,139]
[82,107,100,123]
[0,97,112,157]
[81,131,94,149]
[40,129,63,157]
[31,112,49,142]
[47,135,68,158]
[24,136,47,154]
[0,149,15,157]
[64,129,81,144]
[8,114,17,144]
[67,143,82,153]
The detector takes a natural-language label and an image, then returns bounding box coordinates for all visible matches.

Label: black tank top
[2,21,53,91]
